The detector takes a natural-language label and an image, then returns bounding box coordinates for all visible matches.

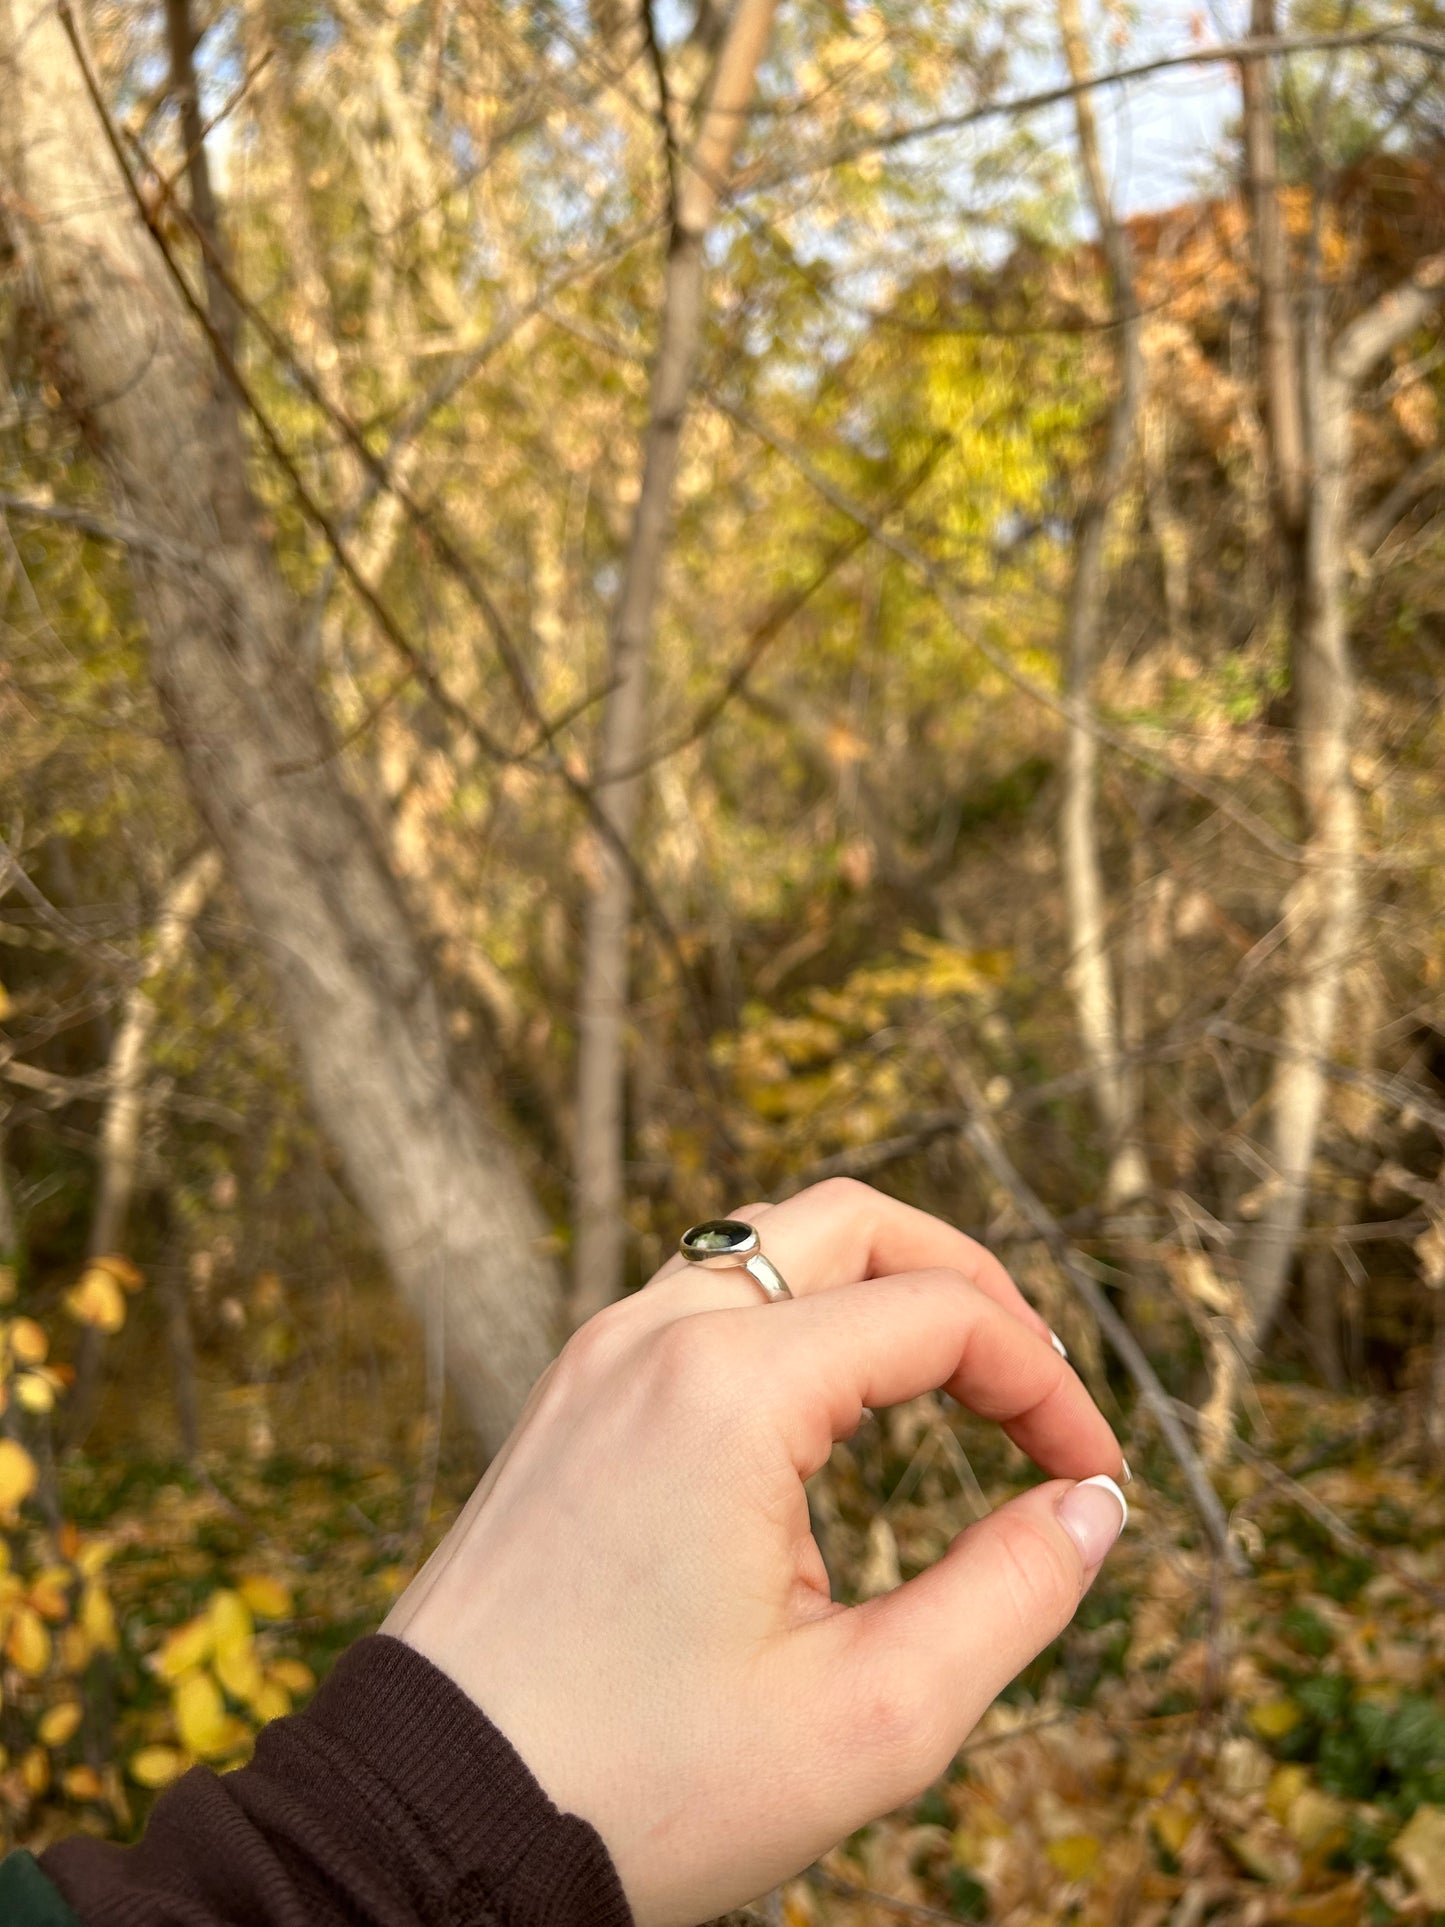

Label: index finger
[651,1177,1056,1343]
[752,1268,1123,1483]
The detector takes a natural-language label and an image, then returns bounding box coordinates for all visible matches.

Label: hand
[383,1178,1129,1927]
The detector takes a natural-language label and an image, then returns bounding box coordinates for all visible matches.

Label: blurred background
[2,0,1444,1918]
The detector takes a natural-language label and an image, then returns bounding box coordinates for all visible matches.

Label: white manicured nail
[1049,1329,1069,1361]
[1057,1474,1128,1567]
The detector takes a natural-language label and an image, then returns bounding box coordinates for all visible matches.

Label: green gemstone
[686,1220,748,1252]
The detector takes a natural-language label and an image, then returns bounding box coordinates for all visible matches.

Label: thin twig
[0,490,212,571]
[926,1028,1245,1572]
[57,9,733,1108]
[1174,1400,1445,1609]
[746,27,1445,195]
[715,394,1305,868]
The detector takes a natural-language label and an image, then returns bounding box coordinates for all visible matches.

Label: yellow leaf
[173,1671,229,1759]
[80,1583,118,1654]
[1248,1696,1303,1739]
[237,1574,293,1620]
[1267,1764,1311,1826]
[267,1658,315,1697]
[90,1254,144,1293]
[9,1318,48,1365]
[0,1438,38,1516]
[208,1589,253,1656]
[38,1701,82,1748]
[22,1747,50,1795]
[14,1372,55,1414]
[155,1614,213,1680]
[30,1567,73,1621]
[77,1537,114,1579]
[251,1680,291,1724]
[7,1605,51,1676]
[62,1764,104,1801]
[1228,1826,1297,1885]
[1150,1804,1197,1856]
[64,1267,126,1334]
[1286,1786,1347,1852]
[214,1642,264,1706]
[1280,1877,1369,1925]
[1045,1834,1101,1882]
[129,1745,187,1789]
[1393,1805,1445,1909]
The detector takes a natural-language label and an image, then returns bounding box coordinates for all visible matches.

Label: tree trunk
[1237,255,1445,1349]
[1241,0,1308,542]
[91,851,222,1262]
[2,0,562,1453]
[571,0,778,1325]
[1055,0,1150,1212]
[67,849,221,1441]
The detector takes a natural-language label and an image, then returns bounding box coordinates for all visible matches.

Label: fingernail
[1049,1329,1069,1361]
[1120,1456,1133,1485]
[1057,1474,1128,1568]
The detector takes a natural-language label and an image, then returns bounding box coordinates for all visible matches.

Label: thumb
[814,1475,1127,1816]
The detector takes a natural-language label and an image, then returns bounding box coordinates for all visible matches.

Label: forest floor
[13,1365,1445,1926]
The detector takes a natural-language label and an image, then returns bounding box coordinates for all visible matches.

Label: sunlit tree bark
[1054,0,1150,1213]
[571,0,779,1324]
[1,0,563,1452]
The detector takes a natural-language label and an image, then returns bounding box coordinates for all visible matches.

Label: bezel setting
[679,1218,760,1267]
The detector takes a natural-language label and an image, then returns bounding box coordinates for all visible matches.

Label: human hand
[382,1178,1129,1927]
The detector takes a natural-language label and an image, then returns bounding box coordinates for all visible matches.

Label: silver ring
[679,1219,792,1302]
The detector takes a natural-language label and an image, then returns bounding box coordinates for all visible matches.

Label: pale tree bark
[2,0,563,1452]
[571,0,779,1325]
[67,849,221,1440]
[1234,255,1445,1355]
[1055,0,1150,1212]
[1241,0,1308,544]
[89,851,222,1264]
[162,0,237,358]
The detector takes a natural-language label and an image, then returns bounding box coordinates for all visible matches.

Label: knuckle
[649,1312,722,1385]
[809,1175,878,1218]
[643,1313,751,1421]
[994,1516,1082,1634]
[726,1197,773,1222]
[556,1303,633,1381]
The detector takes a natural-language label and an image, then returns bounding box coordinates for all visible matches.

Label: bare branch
[0,489,211,570]
[928,1032,1244,1571]
[605,435,948,783]
[1332,250,1445,388]
[745,27,1445,196]
[712,391,1306,866]
[162,0,237,353]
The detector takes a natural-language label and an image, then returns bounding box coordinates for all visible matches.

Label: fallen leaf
[1393,1804,1445,1908]
[38,1701,82,1748]
[129,1746,187,1789]
[64,1267,126,1334]
[173,1671,228,1758]
[237,1573,293,1619]
[0,1438,38,1517]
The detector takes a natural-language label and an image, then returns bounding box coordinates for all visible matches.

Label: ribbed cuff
[287,1634,634,1927]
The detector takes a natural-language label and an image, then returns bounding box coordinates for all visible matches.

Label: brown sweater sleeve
[40,1635,634,1927]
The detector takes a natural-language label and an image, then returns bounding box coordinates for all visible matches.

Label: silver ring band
[679,1219,793,1302]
